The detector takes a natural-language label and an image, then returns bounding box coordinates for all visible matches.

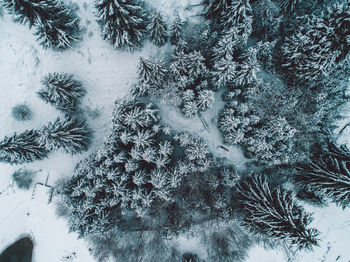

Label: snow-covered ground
[1,0,350,262]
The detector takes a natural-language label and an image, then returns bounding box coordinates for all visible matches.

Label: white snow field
[0,0,350,262]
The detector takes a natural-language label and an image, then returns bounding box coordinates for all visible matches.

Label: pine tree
[212,53,237,89]
[221,0,252,44]
[295,143,350,208]
[137,57,154,85]
[38,117,90,154]
[170,15,184,45]
[38,73,86,113]
[95,0,147,50]
[0,130,48,164]
[35,5,81,50]
[237,175,319,250]
[2,0,80,49]
[232,48,259,87]
[197,89,215,111]
[148,11,168,47]
[1,0,52,27]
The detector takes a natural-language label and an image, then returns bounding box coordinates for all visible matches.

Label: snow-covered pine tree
[295,143,350,208]
[197,89,215,111]
[221,0,252,44]
[232,48,259,87]
[38,117,90,154]
[137,57,154,85]
[0,130,48,164]
[35,5,81,50]
[1,0,53,27]
[148,11,168,47]
[95,0,147,50]
[212,53,237,89]
[237,175,319,250]
[170,15,184,45]
[2,0,80,49]
[38,73,86,113]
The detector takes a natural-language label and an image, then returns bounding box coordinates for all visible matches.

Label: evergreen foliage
[148,11,168,47]
[95,0,147,50]
[296,143,350,209]
[0,130,48,164]
[201,0,231,25]
[237,175,319,250]
[38,73,86,113]
[38,117,90,154]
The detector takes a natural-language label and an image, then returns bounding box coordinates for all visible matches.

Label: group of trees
[0,116,90,164]
[1,0,81,49]
[95,0,183,50]
[0,73,90,164]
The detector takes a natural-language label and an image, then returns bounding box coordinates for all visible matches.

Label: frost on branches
[237,175,319,250]
[95,0,147,50]
[147,11,168,47]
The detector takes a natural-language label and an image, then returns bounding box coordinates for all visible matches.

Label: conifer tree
[295,143,350,209]
[95,0,147,50]
[221,0,252,44]
[35,6,81,50]
[38,73,86,113]
[148,11,168,47]
[170,15,184,45]
[1,0,52,27]
[38,117,90,154]
[0,130,48,164]
[237,175,319,250]
[2,0,80,49]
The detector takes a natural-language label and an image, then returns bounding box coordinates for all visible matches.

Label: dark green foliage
[0,130,48,164]
[201,0,231,25]
[38,73,86,113]
[295,143,350,209]
[38,117,91,154]
[237,175,319,250]
[95,0,147,50]
[11,104,32,121]
[12,168,36,190]
[148,11,168,47]
[183,253,202,262]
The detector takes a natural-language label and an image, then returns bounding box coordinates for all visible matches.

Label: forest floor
[0,0,350,262]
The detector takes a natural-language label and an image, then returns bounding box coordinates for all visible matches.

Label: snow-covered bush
[38,73,86,113]
[11,104,32,121]
[95,0,147,50]
[12,168,36,190]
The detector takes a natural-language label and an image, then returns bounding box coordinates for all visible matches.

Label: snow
[1,1,350,262]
